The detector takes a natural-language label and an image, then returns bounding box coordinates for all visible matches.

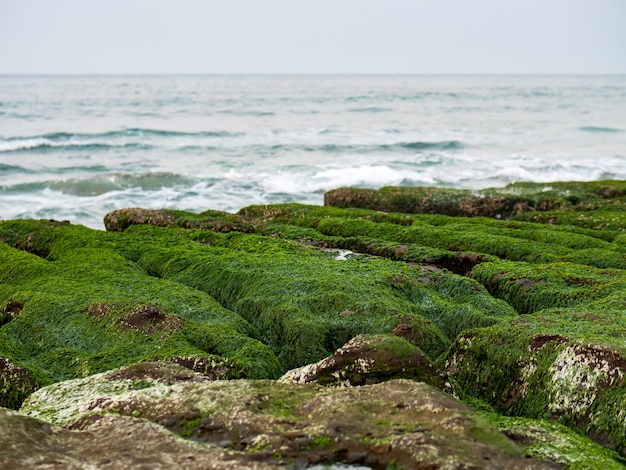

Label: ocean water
[1,75,625,229]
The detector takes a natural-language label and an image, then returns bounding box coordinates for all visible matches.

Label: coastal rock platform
[2,180,626,468]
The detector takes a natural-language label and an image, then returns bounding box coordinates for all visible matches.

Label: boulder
[279,334,444,388]
[0,406,278,469]
[445,308,626,455]
[20,362,557,469]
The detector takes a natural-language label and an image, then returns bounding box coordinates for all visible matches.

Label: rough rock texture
[444,310,626,456]
[481,410,626,469]
[0,407,280,469]
[279,334,444,388]
[20,362,557,469]
[104,207,251,233]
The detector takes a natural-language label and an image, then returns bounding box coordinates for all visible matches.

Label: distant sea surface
[1,75,625,229]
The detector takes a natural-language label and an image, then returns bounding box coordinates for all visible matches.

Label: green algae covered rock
[0,355,40,409]
[279,334,444,388]
[324,180,626,218]
[3,179,626,466]
[477,406,626,469]
[0,220,281,399]
[19,362,558,469]
[0,215,512,403]
[444,308,626,455]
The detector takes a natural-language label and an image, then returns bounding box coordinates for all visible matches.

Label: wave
[218,110,275,117]
[0,172,199,197]
[50,172,201,196]
[393,141,464,151]
[0,140,149,153]
[0,128,243,153]
[0,163,31,174]
[103,128,243,138]
[348,107,393,113]
[0,172,197,197]
[261,140,464,155]
[579,126,621,133]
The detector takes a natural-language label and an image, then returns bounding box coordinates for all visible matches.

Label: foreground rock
[0,406,281,469]
[19,362,559,469]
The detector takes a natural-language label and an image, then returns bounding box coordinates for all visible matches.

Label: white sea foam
[0,138,50,152]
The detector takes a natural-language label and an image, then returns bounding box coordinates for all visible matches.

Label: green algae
[0,213,516,394]
[238,203,626,269]
[515,209,626,233]
[471,259,626,315]
[0,218,479,387]
[127,224,519,367]
[0,223,281,400]
[105,201,626,270]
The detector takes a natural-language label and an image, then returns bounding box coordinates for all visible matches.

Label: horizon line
[1,72,625,77]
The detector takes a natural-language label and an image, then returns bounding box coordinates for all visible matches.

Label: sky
[0,0,624,75]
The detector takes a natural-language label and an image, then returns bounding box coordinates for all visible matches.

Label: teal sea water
[1,75,625,229]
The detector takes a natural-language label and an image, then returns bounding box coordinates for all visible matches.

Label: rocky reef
[1,180,626,468]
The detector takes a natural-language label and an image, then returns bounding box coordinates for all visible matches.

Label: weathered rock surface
[0,406,280,469]
[482,410,626,469]
[19,362,558,469]
[445,308,626,456]
[279,334,444,388]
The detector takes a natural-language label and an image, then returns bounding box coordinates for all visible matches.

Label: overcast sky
[1,0,624,74]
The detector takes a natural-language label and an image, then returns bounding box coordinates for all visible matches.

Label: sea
[1,75,625,230]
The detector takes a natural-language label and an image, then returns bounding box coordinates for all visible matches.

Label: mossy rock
[0,221,281,403]
[126,224,515,366]
[279,334,445,388]
[104,207,254,233]
[4,181,626,465]
[0,356,40,409]
[0,217,514,391]
[471,400,626,469]
[515,209,626,233]
[103,201,626,270]
[444,308,626,455]
[324,180,626,218]
[471,259,626,315]
[20,362,560,469]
